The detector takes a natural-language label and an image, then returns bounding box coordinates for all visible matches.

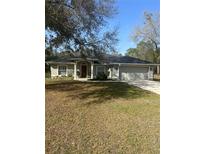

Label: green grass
[46,80,160,154]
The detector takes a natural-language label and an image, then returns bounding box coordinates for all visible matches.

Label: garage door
[120,66,149,81]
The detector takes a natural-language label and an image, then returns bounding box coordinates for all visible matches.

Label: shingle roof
[46,54,151,64]
[103,55,151,64]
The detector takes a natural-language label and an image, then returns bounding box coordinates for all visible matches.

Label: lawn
[46,80,160,154]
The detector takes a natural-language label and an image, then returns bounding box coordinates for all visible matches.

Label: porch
[50,60,110,80]
[74,61,94,80]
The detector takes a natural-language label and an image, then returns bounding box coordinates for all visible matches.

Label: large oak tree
[45,0,118,58]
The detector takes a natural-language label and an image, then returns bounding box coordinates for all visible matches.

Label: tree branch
[47,0,75,9]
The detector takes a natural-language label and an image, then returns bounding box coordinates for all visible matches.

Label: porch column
[118,64,120,80]
[74,62,77,80]
[148,66,153,80]
[148,66,151,79]
[108,67,112,79]
[157,65,160,74]
[91,62,94,79]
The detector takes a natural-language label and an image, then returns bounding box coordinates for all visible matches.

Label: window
[114,65,118,70]
[58,66,66,75]
[97,66,105,74]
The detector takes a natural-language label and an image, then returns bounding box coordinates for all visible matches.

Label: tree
[130,12,160,63]
[126,41,159,63]
[45,0,118,58]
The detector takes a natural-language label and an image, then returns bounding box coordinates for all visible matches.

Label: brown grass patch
[46,80,160,154]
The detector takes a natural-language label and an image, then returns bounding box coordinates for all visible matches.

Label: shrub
[96,72,108,80]
[45,72,51,78]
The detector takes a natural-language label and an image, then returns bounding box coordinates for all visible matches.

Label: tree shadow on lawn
[46,81,155,105]
[46,80,84,91]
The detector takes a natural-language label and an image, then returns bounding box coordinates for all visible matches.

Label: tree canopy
[127,12,160,63]
[45,0,118,58]
[126,41,159,63]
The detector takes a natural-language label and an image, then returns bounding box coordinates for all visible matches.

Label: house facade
[46,55,159,81]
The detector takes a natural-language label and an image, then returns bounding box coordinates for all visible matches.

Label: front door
[81,65,87,78]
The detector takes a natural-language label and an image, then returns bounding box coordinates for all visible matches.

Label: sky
[108,0,160,55]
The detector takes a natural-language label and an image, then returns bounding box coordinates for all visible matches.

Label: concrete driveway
[125,80,160,95]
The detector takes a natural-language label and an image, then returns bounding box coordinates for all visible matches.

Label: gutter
[46,61,160,66]
[110,63,160,66]
[46,61,76,64]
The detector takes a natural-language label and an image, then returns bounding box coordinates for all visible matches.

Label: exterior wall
[76,62,81,78]
[157,65,160,74]
[107,65,119,80]
[119,66,149,80]
[93,65,105,79]
[50,64,74,78]
[66,64,74,76]
[76,61,91,78]
[93,65,109,79]
[93,65,97,78]
[50,65,58,77]
[148,66,154,80]
[50,62,155,80]
[93,64,152,80]
[87,63,91,78]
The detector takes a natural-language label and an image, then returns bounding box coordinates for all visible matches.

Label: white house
[46,54,159,81]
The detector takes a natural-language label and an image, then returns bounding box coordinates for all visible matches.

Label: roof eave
[110,63,160,66]
[46,61,75,64]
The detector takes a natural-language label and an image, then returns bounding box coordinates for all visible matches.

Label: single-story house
[46,54,159,81]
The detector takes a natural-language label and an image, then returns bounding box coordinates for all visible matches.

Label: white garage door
[120,66,149,81]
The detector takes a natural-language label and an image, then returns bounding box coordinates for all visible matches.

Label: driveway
[125,80,160,95]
